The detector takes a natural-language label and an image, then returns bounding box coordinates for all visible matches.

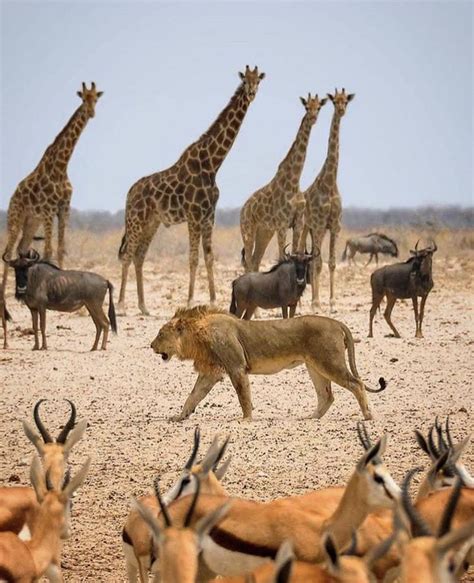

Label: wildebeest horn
[283,244,291,258]
[401,468,432,538]
[184,475,200,527]
[414,240,420,252]
[429,240,437,253]
[153,477,172,527]
[56,399,77,444]
[1,251,12,265]
[33,400,53,443]
[184,427,201,470]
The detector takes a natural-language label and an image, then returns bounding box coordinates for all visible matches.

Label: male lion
[151,306,386,421]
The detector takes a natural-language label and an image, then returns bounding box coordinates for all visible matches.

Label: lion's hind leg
[228,369,253,420]
[306,364,334,419]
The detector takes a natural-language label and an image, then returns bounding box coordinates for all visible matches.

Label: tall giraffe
[301,88,354,312]
[2,83,103,292]
[239,94,327,272]
[117,66,265,315]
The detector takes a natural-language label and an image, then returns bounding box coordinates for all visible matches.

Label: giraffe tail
[118,233,127,260]
[229,281,237,314]
[240,248,246,267]
[107,281,118,334]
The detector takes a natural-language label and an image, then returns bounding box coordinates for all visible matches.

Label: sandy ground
[0,239,473,581]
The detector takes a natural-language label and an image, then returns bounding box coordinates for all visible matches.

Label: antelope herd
[0,402,473,582]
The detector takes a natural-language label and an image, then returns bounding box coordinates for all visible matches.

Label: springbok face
[238,65,265,102]
[77,82,103,118]
[327,87,355,117]
[299,93,328,124]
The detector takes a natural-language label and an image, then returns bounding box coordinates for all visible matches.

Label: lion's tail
[229,281,237,314]
[342,322,387,394]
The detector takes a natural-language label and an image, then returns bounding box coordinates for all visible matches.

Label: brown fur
[151,306,385,421]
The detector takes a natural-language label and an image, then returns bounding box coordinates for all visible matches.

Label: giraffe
[117,66,265,316]
[239,93,327,273]
[301,88,355,313]
[2,82,103,295]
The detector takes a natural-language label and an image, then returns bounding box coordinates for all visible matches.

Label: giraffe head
[77,82,103,118]
[238,65,265,102]
[299,93,328,124]
[327,87,355,117]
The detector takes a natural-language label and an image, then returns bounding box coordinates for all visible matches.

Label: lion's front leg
[228,369,253,420]
[171,373,221,421]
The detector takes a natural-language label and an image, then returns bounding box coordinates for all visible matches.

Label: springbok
[0,456,90,582]
[0,399,87,540]
[160,431,400,578]
[132,476,232,583]
[122,428,231,582]
[396,469,474,583]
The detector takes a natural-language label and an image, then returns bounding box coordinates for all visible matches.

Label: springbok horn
[33,400,53,443]
[428,425,440,458]
[154,477,172,527]
[435,417,449,453]
[438,476,462,537]
[356,422,372,451]
[401,468,432,538]
[445,416,454,448]
[184,475,201,528]
[184,427,201,470]
[56,399,77,444]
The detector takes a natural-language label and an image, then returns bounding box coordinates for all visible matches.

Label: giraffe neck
[198,83,250,174]
[319,110,341,184]
[39,104,92,177]
[275,112,314,185]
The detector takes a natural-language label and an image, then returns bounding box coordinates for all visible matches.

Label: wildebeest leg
[171,373,221,421]
[252,227,274,272]
[228,369,253,420]
[308,357,372,420]
[135,226,159,316]
[201,218,216,307]
[384,294,401,338]
[86,304,105,351]
[234,302,245,318]
[31,309,40,350]
[365,253,374,267]
[375,252,379,265]
[289,304,297,318]
[243,306,256,320]
[281,305,288,319]
[412,295,420,338]
[306,364,334,419]
[417,294,428,338]
[39,308,47,350]
[88,302,110,350]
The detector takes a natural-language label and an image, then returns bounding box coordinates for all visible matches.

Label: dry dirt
[0,229,473,581]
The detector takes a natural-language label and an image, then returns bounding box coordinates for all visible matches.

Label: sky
[1,1,472,212]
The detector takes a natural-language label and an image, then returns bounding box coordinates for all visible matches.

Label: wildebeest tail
[229,281,237,314]
[341,241,349,262]
[107,281,118,334]
[118,233,127,260]
[341,321,387,393]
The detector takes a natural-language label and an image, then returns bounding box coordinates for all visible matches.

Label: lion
[151,306,386,421]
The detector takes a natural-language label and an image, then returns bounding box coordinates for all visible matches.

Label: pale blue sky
[1,1,472,211]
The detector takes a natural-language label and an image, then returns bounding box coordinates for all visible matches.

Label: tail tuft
[4,306,12,322]
[378,377,387,391]
[118,234,127,260]
[107,282,118,334]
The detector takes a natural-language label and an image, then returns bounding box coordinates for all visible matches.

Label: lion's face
[151,320,183,361]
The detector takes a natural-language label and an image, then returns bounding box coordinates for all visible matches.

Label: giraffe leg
[17,216,41,255]
[310,230,324,312]
[187,223,201,308]
[277,228,287,260]
[134,227,159,316]
[57,205,70,268]
[252,227,274,272]
[328,230,338,313]
[117,258,132,316]
[241,224,256,273]
[2,213,22,296]
[201,220,216,307]
[42,216,54,261]
[292,208,305,254]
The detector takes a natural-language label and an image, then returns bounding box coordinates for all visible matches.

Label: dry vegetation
[0,225,473,582]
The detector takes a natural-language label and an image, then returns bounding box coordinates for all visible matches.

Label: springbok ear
[131,498,164,543]
[414,430,432,458]
[214,456,232,481]
[30,455,47,502]
[22,421,45,454]
[195,500,232,539]
[273,540,294,583]
[357,435,387,470]
[450,435,471,464]
[61,457,91,500]
[62,419,88,454]
[435,520,474,557]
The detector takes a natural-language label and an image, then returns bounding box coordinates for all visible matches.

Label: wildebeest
[3,249,117,350]
[230,252,313,319]
[1,289,11,349]
[368,241,437,338]
[342,233,398,266]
